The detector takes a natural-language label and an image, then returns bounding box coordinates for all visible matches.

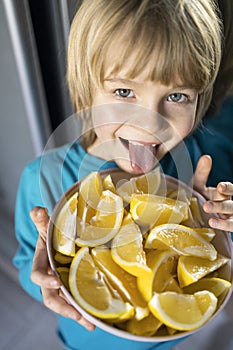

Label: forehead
[102,36,188,89]
[98,19,203,91]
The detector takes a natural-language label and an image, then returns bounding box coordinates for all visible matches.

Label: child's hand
[193,155,233,232]
[30,207,95,331]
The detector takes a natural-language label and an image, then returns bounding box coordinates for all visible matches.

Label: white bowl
[47,169,233,342]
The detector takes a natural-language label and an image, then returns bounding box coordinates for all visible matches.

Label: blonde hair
[67,0,222,148]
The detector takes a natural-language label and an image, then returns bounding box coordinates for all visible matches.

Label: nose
[140,96,163,115]
[114,103,170,143]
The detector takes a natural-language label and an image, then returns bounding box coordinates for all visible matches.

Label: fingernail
[37,208,48,220]
[51,279,60,288]
[85,323,95,331]
[220,183,226,192]
[31,207,47,222]
[70,313,79,321]
[204,202,213,212]
[210,218,219,228]
[207,202,214,211]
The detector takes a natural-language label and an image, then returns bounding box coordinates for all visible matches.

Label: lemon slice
[116,167,161,202]
[137,250,178,302]
[149,291,217,331]
[178,254,230,287]
[145,224,217,261]
[77,171,103,226]
[53,192,78,256]
[92,246,149,320]
[111,214,152,278]
[130,194,188,227]
[69,247,134,320]
[183,277,231,297]
[76,190,124,247]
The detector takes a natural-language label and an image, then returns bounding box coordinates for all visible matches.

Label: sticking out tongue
[128,141,158,173]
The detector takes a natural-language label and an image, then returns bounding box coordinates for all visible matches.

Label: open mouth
[119,137,160,150]
[119,137,160,173]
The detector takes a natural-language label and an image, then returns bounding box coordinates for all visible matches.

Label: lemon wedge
[165,277,183,293]
[56,266,70,290]
[178,254,230,287]
[53,192,78,256]
[76,190,124,247]
[166,188,190,203]
[145,224,217,261]
[189,197,205,226]
[116,167,161,202]
[119,313,162,336]
[183,277,231,297]
[149,291,217,331]
[193,227,216,242]
[54,252,73,265]
[111,214,152,278]
[137,250,178,302]
[92,246,149,320]
[69,247,134,320]
[130,194,188,227]
[103,174,117,193]
[77,171,103,226]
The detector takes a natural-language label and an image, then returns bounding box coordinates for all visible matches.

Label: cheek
[171,106,196,139]
[92,103,129,138]
[179,118,195,137]
[169,95,198,135]
[93,124,118,140]
[92,105,117,138]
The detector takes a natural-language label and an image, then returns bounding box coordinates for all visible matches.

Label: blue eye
[167,93,187,103]
[115,89,135,98]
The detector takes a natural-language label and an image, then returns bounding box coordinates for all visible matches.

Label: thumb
[192,155,212,194]
[30,206,50,242]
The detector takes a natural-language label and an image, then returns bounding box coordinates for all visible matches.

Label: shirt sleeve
[13,160,44,302]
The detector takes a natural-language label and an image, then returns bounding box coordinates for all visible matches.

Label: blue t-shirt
[14,97,233,350]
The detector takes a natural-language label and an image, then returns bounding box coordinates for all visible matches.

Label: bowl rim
[47,168,233,342]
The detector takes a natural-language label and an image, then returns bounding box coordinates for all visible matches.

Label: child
[14,1,233,349]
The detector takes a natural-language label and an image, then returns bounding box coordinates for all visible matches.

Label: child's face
[88,63,198,174]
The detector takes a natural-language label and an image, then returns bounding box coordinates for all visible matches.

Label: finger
[208,216,233,232]
[31,236,61,289]
[42,287,95,331]
[30,207,49,241]
[204,187,231,201]
[192,155,212,194]
[217,182,233,197]
[204,181,233,201]
[203,200,233,215]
